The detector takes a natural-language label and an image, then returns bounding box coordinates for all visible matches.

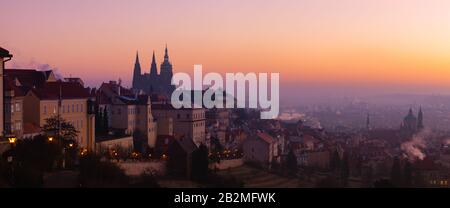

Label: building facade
[0,47,13,137]
[152,103,206,147]
[96,81,157,148]
[3,68,96,150]
[22,81,95,150]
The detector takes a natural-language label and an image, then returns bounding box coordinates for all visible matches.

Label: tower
[150,51,158,77]
[132,51,142,90]
[417,106,424,130]
[366,113,371,130]
[401,108,417,133]
[160,44,174,94]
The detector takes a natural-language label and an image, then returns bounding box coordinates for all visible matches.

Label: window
[53,107,56,114]
[16,122,21,130]
[15,103,21,112]
[43,106,47,115]
[11,104,14,113]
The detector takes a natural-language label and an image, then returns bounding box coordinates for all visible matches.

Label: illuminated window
[43,106,47,115]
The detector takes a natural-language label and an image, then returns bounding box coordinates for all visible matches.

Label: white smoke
[9,59,63,79]
[401,128,431,162]
[444,139,450,146]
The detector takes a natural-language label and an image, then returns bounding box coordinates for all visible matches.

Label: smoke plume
[401,128,431,162]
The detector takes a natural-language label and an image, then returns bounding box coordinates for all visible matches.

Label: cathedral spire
[135,51,140,64]
[164,44,169,62]
[132,51,142,89]
[150,50,158,76]
[418,106,424,130]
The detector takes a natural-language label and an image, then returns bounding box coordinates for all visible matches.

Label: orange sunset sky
[2,0,450,100]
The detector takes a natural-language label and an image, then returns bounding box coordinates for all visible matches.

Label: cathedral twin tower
[132,45,175,96]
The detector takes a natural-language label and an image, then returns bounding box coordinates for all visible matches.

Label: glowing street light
[8,137,17,144]
[68,143,74,148]
[48,137,54,142]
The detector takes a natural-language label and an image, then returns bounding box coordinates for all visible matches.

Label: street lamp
[48,137,54,142]
[8,137,16,144]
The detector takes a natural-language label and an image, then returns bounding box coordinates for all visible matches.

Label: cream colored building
[96,81,157,148]
[152,103,206,147]
[22,81,95,151]
[4,68,59,139]
[96,136,133,154]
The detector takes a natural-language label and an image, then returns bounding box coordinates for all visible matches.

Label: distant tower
[132,51,142,89]
[366,114,371,130]
[150,51,158,77]
[417,106,424,130]
[160,44,174,93]
[401,108,417,133]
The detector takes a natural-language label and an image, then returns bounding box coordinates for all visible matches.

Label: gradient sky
[2,0,450,103]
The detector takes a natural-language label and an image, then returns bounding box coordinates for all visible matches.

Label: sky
[2,0,450,104]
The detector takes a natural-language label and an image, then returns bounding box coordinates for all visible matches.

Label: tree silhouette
[390,157,402,187]
[103,106,109,134]
[42,115,79,141]
[340,153,350,186]
[330,150,341,172]
[403,160,413,187]
[285,149,297,174]
[191,144,209,181]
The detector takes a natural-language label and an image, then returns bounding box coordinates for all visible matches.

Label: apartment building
[4,69,95,151]
[23,82,95,150]
[152,103,206,147]
[96,81,157,148]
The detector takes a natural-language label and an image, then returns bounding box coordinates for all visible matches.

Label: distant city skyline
[3,0,450,103]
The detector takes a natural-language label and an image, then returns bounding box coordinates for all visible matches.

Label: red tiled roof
[5,69,51,88]
[99,82,134,97]
[257,132,276,144]
[32,82,91,100]
[23,122,41,134]
[4,76,30,97]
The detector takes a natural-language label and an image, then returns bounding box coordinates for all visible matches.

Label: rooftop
[0,47,12,58]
